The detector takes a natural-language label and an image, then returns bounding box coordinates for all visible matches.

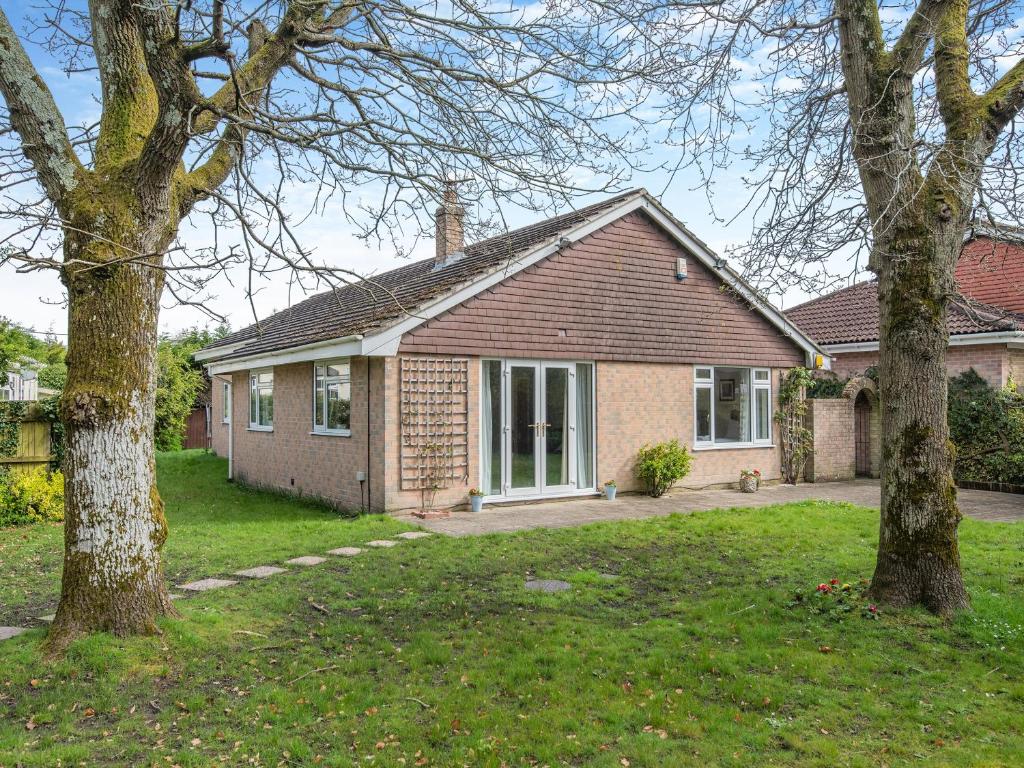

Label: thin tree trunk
[45,232,176,653]
[869,227,970,615]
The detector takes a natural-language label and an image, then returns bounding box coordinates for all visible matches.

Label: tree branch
[0,7,84,209]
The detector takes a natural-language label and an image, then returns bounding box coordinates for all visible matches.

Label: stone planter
[739,476,759,493]
[470,495,484,513]
[604,484,617,501]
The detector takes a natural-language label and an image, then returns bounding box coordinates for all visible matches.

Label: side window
[313,359,351,434]
[249,370,274,429]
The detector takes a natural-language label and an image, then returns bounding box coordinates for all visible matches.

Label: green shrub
[948,369,1024,485]
[634,439,693,497]
[0,467,65,527]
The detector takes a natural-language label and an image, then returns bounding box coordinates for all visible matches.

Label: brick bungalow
[196,189,825,513]
[785,232,1024,388]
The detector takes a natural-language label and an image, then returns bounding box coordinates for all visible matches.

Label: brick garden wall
[804,399,855,482]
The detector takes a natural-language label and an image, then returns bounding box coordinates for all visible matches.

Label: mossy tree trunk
[835,0,1024,614]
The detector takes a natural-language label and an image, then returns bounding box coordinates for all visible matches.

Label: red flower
[868,604,878,614]
[829,578,839,586]
[816,583,832,593]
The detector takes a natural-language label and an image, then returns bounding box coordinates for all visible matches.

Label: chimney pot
[435,182,465,267]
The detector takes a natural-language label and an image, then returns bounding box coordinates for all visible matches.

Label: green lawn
[1,452,1022,767]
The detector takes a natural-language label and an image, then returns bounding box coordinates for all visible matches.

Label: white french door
[481,359,595,499]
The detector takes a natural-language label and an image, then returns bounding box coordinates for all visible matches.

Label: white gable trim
[362,193,827,366]
[825,330,1024,355]
[200,191,828,371]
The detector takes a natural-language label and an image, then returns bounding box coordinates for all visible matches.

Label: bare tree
[656,0,1024,614]
[0,0,682,651]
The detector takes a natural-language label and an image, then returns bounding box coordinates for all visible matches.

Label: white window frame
[248,368,274,431]
[693,366,773,449]
[221,381,231,424]
[311,358,352,437]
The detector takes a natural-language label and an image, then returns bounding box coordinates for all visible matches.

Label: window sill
[309,429,352,438]
[692,442,775,451]
[247,426,274,433]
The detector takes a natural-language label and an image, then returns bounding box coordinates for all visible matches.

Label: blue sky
[0,1,860,340]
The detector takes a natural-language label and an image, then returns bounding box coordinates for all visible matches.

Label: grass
[1,452,1022,766]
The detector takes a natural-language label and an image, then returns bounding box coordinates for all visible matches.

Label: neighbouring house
[786,231,1024,389]
[1,365,38,402]
[196,189,826,513]
[786,227,1024,483]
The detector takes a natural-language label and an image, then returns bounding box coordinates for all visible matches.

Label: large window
[313,359,351,435]
[249,369,274,429]
[694,366,771,446]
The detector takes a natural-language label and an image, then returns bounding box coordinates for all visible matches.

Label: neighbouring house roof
[784,279,1024,347]
[957,233,1024,313]
[198,189,824,369]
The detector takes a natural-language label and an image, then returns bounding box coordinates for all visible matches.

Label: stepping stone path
[0,627,28,640]
[525,579,571,593]
[286,556,326,566]
[234,566,288,579]
[328,547,362,556]
[366,539,398,548]
[37,614,56,623]
[396,531,432,540]
[179,578,238,592]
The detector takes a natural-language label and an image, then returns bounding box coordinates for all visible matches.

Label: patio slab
[525,579,571,593]
[396,531,432,540]
[285,556,326,566]
[395,480,1023,536]
[0,627,28,640]
[327,547,363,556]
[234,566,288,579]
[366,540,398,548]
[178,578,238,592]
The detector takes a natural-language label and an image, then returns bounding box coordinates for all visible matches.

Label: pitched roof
[201,189,645,360]
[784,279,1024,346]
[957,235,1024,313]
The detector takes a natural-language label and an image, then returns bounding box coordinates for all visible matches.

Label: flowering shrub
[789,577,879,621]
[740,469,761,480]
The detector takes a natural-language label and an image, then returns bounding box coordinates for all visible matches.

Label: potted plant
[468,487,485,513]
[739,469,761,493]
[603,480,617,501]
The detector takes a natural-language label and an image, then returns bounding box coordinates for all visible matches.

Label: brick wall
[832,343,1011,386]
[805,399,855,482]
[1010,349,1024,385]
[210,374,231,457]
[228,358,374,511]
[596,362,784,490]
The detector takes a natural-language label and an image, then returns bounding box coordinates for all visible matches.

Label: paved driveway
[398,480,1024,536]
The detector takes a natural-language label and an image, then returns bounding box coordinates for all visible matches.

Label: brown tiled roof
[203,189,644,360]
[957,235,1024,313]
[785,280,1024,346]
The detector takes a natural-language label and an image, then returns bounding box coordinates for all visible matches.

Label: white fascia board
[359,192,828,364]
[193,340,247,362]
[205,335,364,375]
[825,330,1024,355]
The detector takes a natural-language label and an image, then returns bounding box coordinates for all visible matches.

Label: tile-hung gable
[198,189,824,372]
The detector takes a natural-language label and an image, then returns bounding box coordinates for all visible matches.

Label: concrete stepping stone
[234,565,287,579]
[37,614,56,623]
[525,579,571,593]
[0,627,28,640]
[285,556,326,566]
[396,531,432,540]
[366,540,398,548]
[327,547,362,557]
[178,578,238,592]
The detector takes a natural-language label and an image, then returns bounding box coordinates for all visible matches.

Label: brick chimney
[434,182,465,267]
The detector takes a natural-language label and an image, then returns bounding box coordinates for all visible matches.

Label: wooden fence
[0,404,54,474]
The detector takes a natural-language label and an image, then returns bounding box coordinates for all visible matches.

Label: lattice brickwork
[399,357,469,491]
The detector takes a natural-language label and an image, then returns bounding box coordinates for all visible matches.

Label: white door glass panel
[508,364,540,492]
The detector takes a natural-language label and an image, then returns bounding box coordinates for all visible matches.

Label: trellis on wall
[399,358,470,505]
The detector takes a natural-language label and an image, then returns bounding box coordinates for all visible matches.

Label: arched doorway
[854,391,872,476]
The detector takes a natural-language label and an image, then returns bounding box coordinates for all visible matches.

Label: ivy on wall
[0,401,28,458]
[948,371,1024,485]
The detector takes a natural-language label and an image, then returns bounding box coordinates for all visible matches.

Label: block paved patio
[397,479,1024,536]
